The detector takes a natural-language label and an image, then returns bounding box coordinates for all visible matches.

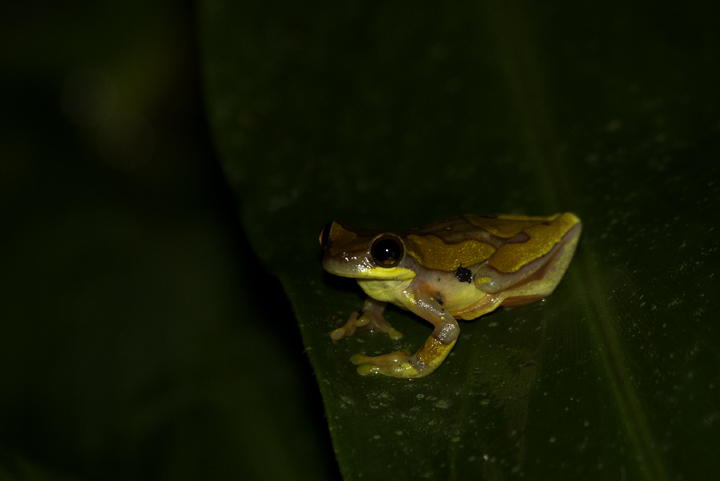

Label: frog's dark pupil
[371,237,403,267]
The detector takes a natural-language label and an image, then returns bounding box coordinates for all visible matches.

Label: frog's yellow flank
[319,213,581,379]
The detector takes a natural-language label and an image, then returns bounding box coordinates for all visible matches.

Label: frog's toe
[356,298,403,339]
[362,313,403,340]
[354,360,429,378]
[383,326,403,340]
[355,363,416,377]
[330,309,403,341]
[350,350,411,366]
[329,311,363,340]
[349,335,458,378]
[349,350,429,378]
[330,327,347,341]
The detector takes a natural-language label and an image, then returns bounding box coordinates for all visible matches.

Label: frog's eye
[319,222,332,248]
[371,235,404,267]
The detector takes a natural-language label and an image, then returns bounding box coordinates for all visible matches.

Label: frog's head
[319,221,416,281]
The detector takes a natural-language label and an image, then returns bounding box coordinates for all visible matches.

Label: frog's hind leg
[350,294,460,378]
[350,329,458,378]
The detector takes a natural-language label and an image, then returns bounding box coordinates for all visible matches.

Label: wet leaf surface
[202,1,720,479]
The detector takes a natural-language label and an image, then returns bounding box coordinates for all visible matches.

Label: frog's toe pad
[330,327,347,341]
[385,328,403,340]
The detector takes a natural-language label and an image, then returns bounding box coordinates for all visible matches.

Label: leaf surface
[201,1,720,479]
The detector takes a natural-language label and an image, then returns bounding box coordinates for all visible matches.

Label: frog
[318,213,581,379]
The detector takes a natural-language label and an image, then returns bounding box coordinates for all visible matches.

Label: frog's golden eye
[371,235,404,268]
[319,222,332,248]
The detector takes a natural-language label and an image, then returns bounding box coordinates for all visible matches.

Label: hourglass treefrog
[319,213,581,378]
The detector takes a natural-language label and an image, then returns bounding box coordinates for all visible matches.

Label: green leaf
[201,0,720,479]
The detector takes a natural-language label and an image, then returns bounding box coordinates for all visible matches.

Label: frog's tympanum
[319,214,581,378]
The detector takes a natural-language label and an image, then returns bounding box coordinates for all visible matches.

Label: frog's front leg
[350,290,459,378]
[330,298,403,341]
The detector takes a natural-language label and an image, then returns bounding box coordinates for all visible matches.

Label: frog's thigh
[500,228,580,306]
[350,320,459,378]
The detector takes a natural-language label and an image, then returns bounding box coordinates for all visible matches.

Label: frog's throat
[357,278,414,304]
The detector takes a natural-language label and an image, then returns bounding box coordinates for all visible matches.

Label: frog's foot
[350,328,458,379]
[330,299,403,341]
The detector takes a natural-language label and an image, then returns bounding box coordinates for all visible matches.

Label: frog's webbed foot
[330,298,403,341]
[350,321,459,378]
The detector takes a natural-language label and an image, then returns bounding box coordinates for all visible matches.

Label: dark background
[0,2,334,480]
